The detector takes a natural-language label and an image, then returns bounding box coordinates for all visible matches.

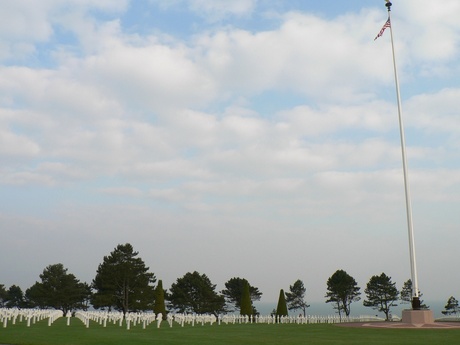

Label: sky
[1,0,460,313]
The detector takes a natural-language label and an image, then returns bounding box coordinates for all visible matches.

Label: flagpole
[385,0,420,309]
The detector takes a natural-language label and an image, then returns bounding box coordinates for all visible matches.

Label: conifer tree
[286,279,310,316]
[442,296,459,315]
[363,272,399,321]
[154,280,167,319]
[240,280,253,316]
[221,277,262,313]
[276,289,288,318]
[325,269,361,318]
[168,271,225,316]
[92,243,156,315]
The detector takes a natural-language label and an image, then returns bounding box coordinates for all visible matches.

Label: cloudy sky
[1,0,460,311]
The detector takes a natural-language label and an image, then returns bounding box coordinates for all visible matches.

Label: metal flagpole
[384,0,420,309]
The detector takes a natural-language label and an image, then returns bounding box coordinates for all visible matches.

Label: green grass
[1,318,459,345]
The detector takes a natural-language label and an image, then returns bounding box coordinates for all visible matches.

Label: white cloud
[276,101,394,137]
[151,0,257,20]
[0,130,40,157]
[79,32,217,113]
[399,0,460,62]
[99,187,144,198]
[193,10,396,103]
[0,0,129,62]
[405,88,460,135]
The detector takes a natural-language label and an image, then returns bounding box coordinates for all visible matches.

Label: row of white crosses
[218,314,385,325]
[74,311,169,330]
[172,313,217,327]
[1,308,63,328]
[2,308,385,329]
[74,311,221,329]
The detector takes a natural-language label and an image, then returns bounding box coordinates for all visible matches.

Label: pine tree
[442,296,459,316]
[286,279,310,317]
[400,279,429,309]
[276,289,288,319]
[325,269,361,318]
[240,280,253,316]
[92,243,156,315]
[168,271,225,316]
[221,277,262,313]
[363,272,399,321]
[25,264,90,315]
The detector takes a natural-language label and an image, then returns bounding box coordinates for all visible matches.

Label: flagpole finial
[385,0,392,12]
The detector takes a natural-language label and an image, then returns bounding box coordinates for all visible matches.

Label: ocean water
[253,300,448,319]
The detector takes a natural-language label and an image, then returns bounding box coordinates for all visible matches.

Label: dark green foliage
[239,280,253,316]
[325,269,361,318]
[25,282,46,308]
[442,296,459,315]
[363,273,399,320]
[0,284,7,307]
[167,271,225,316]
[91,243,156,315]
[276,289,288,317]
[400,279,429,309]
[285,279,310,316]
[153,280,167,319]
[221,277,262,313]
[4,285,26,308]
[25,263,90,314]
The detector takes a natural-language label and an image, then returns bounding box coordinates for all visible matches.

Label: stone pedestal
[402,309,434,325]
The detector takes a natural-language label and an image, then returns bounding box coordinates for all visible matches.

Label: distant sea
[253,300,448,319]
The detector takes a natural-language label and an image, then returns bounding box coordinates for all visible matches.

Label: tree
[221,277,262,313]
[25,282,46,308]
[442,296,459,316]
[167,271,225,316]
[153,280,167,319]
[25,263,90,315]
[240,280,253,316]
[92,243,156,315]
[325,269,361,318]
[286,279,310,317]
[0,284,8,307]
[400,279,429,309]
[276,289,288,319]
[5,285,25,308]
[363,273,399,321]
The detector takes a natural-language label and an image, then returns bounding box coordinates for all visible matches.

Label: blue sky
[1,0,460,315]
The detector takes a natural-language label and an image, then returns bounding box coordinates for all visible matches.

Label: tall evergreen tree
[325,269,361,318]
[221,277,262,313]
[153,280,167,319]
[400,279,429,309]
[168,271,225,316]
[5,285,25,308]
[442,296,459,316]
[0,284,7,307]
[92,243,156,315]
[286,279,310,317]
[25,263,90,315]
[363,273,399,321]
[276,289,288,318]
[240,280,253,316]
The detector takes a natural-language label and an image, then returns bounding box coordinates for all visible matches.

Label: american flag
[374,18,391,40]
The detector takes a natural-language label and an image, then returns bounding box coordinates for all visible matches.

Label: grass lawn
[1,318,459,345]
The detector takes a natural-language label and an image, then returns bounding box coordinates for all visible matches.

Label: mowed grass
[1,318,460,345]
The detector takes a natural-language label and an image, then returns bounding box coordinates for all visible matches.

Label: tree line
[0,243,456,319]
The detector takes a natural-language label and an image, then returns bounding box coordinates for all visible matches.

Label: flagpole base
[411,297,421,310]
[402,309,434,325]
